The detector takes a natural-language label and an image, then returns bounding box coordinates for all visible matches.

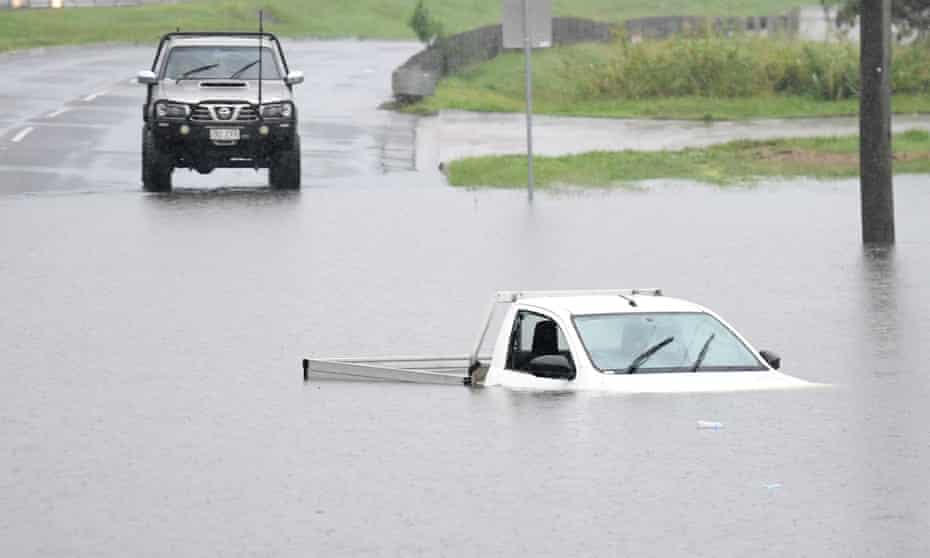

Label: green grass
[407,38,930,120]
[446,130,930,187]
[0,0,805,53]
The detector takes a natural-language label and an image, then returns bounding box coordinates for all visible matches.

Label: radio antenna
[258,10,264,117]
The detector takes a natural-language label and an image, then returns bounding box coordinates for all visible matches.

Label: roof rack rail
[161,31,281,39]
[495,289,663,303]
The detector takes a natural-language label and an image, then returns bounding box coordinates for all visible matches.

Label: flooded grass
[446,130,930,187]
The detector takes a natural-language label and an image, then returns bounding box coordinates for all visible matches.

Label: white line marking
[47,107,70,119]
[82,91,107,102]
[11,127,34,143]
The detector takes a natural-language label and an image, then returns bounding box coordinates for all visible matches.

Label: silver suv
[138,32,304,192]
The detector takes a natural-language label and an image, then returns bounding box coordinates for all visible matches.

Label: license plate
[209,128,240,142]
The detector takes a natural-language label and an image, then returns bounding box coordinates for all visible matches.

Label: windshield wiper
[691,333,716,372]
[624,337,674,374]
[175,64,220,84]
[229,59,260,79]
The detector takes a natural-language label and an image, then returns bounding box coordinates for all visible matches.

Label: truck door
[504,310,576,380]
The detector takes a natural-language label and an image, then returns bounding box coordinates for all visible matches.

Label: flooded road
[2,41,930,557]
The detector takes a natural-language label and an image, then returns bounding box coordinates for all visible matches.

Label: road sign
[502,0,552,49]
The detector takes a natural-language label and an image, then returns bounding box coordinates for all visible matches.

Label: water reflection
[852,244,930,555]
[146,187,300,202]
[858,246,900,371]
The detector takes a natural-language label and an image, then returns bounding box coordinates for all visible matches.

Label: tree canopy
[834,0,930,39]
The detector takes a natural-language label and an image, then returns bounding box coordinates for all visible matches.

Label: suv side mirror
[285,71,304,85]
[759,350,781,370]
[527,355,576,381]
[137,71,157,85]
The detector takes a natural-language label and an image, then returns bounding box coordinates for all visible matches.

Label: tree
[832,0,930,40]
[408,1,445,45]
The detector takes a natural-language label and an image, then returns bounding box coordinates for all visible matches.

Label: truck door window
[506,310,573,373]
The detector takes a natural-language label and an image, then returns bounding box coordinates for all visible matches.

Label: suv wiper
[175,64,220,83]
[691,333,716,372]
[229,59,260,79]
[624,337,674,374]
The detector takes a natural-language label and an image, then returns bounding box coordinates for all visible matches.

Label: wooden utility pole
[860,0,895,244]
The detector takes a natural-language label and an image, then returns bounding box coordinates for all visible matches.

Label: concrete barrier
[623,12,799,41]
[393,17,616,101]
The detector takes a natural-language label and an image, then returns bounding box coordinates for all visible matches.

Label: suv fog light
[179,125,190,136]
[259,125,270,136]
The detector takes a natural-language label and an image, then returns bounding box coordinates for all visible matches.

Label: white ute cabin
[303,289,811,393]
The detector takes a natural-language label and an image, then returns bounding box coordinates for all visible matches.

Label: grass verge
[445,130,930,187]
[0,0,804,53]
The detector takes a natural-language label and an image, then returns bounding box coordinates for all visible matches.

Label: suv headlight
[155,102,190,119]
[260,102,294,119]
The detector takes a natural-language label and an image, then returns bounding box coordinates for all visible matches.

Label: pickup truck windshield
[163,46,281,80]
[573,312,766,373]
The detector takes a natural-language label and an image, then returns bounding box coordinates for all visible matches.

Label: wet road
[0,41,428,194]
[2,41,930,557]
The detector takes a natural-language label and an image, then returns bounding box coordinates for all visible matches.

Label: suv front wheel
[269,135,301,190]
[142,128,173,193]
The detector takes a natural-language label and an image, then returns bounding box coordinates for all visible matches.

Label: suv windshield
[163,46,282,80]
[573,312,766,373]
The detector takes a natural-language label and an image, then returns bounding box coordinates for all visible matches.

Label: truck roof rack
[149,31,290,74]
[468,289,664,370]
[495,289,663,303]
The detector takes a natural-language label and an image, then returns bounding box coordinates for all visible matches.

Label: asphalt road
[0,40,426,195]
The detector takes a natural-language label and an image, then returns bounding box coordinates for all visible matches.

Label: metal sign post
[522,0,535,201]
[503,0,552,202]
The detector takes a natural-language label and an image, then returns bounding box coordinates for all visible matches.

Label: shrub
[408,1,444,45]
[572,34,930,101]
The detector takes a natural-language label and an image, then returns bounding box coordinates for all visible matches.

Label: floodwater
[2,40,930,557]
[3,179,930,557]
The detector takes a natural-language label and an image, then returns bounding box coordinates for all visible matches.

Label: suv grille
[191,106,212,122]
[236,107,259,122]
[189,104,258,123]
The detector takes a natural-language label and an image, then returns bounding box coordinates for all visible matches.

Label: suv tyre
[142,128,173,193]
[269,134,301,190]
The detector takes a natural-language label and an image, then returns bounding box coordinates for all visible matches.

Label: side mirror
[137,71,157,85]
[527,355,576,381]
[285,70,304,85]
[759,350,781,370]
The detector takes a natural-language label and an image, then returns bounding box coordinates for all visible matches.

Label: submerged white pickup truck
[303,289,811,393]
